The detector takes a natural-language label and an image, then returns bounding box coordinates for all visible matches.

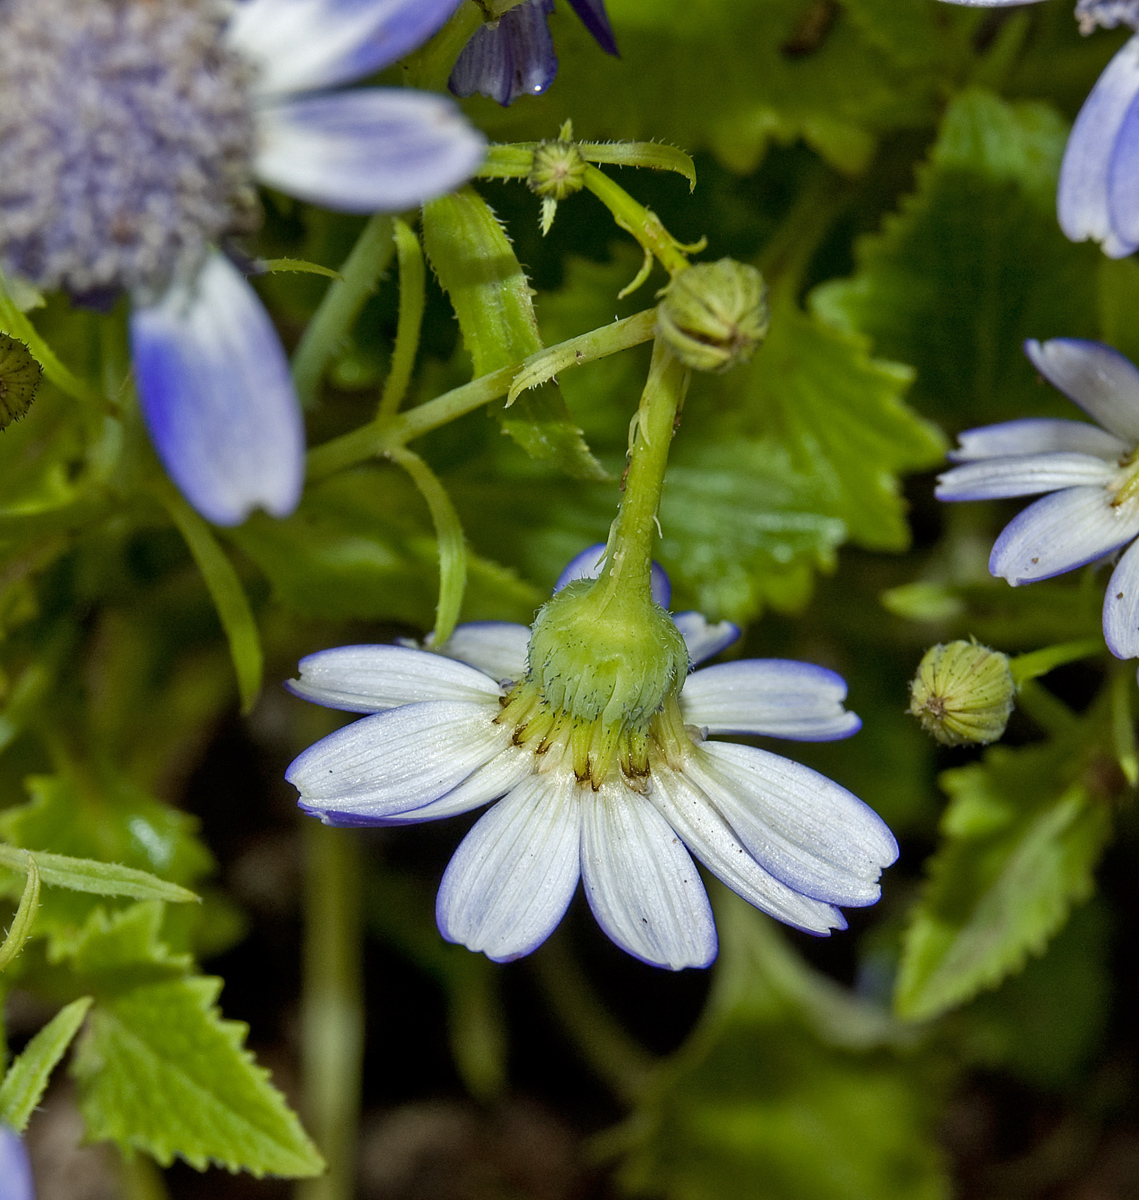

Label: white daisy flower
[936,338,1139,659]
[285,547,898,971]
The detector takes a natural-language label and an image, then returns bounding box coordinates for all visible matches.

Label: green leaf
[66,900,192,983]
[422,186,606,480]
[811,89,1103,430]
[0,844,197,906]
[895,733,1116,1022]
[0,851,38,972]
[72,975,324,1177]
[0,996,92,1131]
[614,890,949,1200]
[257,258,342,280]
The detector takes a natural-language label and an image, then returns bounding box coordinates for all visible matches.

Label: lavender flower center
[0,0,256,302]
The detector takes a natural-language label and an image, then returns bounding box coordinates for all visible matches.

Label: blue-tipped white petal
[1104,538,1139,658]
[680,660,860,741]
[449,0,557,107]
[567,0,619,55]
[1025,339,1139,443]
[1109,89,1139,248]
[229,0,463,96]
[286,644,503,712]
[688,743,897,908]
[649,764,847,935]
[255,90,485,212]
[0,1128,33,1200]
[935,453,1117,502]
[1059,35,1139,258]
[949,418,1127,463]
[436,772,581,961]
[286,700,509,820]
[131,252,304,527]
[581,783,716,970]
[554,543,671,607]
[672,611,740,665]
[424,621,531,683]
[990,486,1139,584]
[376,744,532,824]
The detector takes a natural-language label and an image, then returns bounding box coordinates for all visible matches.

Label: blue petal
[1109,82,1139,249]
[566,0,619,55]
[1104,538,1139,659]
[130,253,304,526]
[256,89,485,212]
[0,1128,34,1200]
[1059,35,1139,258]
[449,0,557,106]
[1024,338,1139,444]
[936,452,1116,501]
[229,0,463,96]
[949,417,1127,463]
[554,543,671,606]
[672,611,740,664]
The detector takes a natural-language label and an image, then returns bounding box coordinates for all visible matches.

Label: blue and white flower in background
[932,0,1139,257]
[285,547,897,971]
[0,1126,34,1200]
[937,338,1139,658]
[450,0,618,107]
[0,0,485,525]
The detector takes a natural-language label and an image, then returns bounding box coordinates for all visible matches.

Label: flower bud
[909,640,1015,747]
[656,259,769,373]
[527,138,587,202]
[0,335,41,430]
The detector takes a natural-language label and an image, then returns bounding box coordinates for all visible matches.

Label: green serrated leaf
[895,735,1115,1022]
[258,258,342,280]
[811,89,1103,430]
[73,975,324,1177]
[0,844,197,906]
[0,996,92,1131]
[67,901,192,980]
[422,185,606,480]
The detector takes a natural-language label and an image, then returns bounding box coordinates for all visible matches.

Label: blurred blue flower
[937,338,1139,658]
[0,0,485,525]
[450,0,618,107]
[285,547,895,970]
[0,1127,34,1200]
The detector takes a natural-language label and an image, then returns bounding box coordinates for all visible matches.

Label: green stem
[296,824,364,1200]
[291,214,395,408]
[1009,638,1104,686]
[0,278,100,404]
[582,165,697,280]
[1110,663,1138,787]
[530,934,655,1104]
[592,337,689,606]
[377,219,426,420]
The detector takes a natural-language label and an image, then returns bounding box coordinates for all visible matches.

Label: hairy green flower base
[909,640,1016,746]
[507,578,691,786]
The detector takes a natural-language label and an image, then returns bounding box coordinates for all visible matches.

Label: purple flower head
[0,0,485,525]
[937,339,1139,658]
[285,546,896,970]
[0,1127,34,1200]
[450,0,618,107]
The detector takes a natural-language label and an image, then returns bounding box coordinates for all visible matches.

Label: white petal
[425,622,531,683]
[949,418,1126,463]
[379,744,534,824]
[1025,338,1139,443]
[580,783,716,970]
[554,543,671,607]
[287,644,504,712]
[689,743,898,907]
[935,453,1116,501]
[1108,82,1139,248]
[989,486,1139,584]
[1058,35,1139,258]
[286,699,507,818]
[672,611,741,665]
[436,772,581,961]
[130,253,303,526]
[649,765,847,935]
[1104,538,1139,658]
[255,90,485,213]
[681,660,860,741]
[230,0,462,96]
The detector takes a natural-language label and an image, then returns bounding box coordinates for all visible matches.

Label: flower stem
[592,337,689,607]
[291,214,394,409]
[296,823,364,1200]
[377,219,426,420]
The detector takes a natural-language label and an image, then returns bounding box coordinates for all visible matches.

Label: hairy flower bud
[909,640,1015,747]
[527,137,587,201]
[656,258,769,373]
[0,335,41,430]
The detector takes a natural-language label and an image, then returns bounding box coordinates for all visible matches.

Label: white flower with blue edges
[937,338,1139,658]
[286,547,897,971]
[0,0,485,525]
